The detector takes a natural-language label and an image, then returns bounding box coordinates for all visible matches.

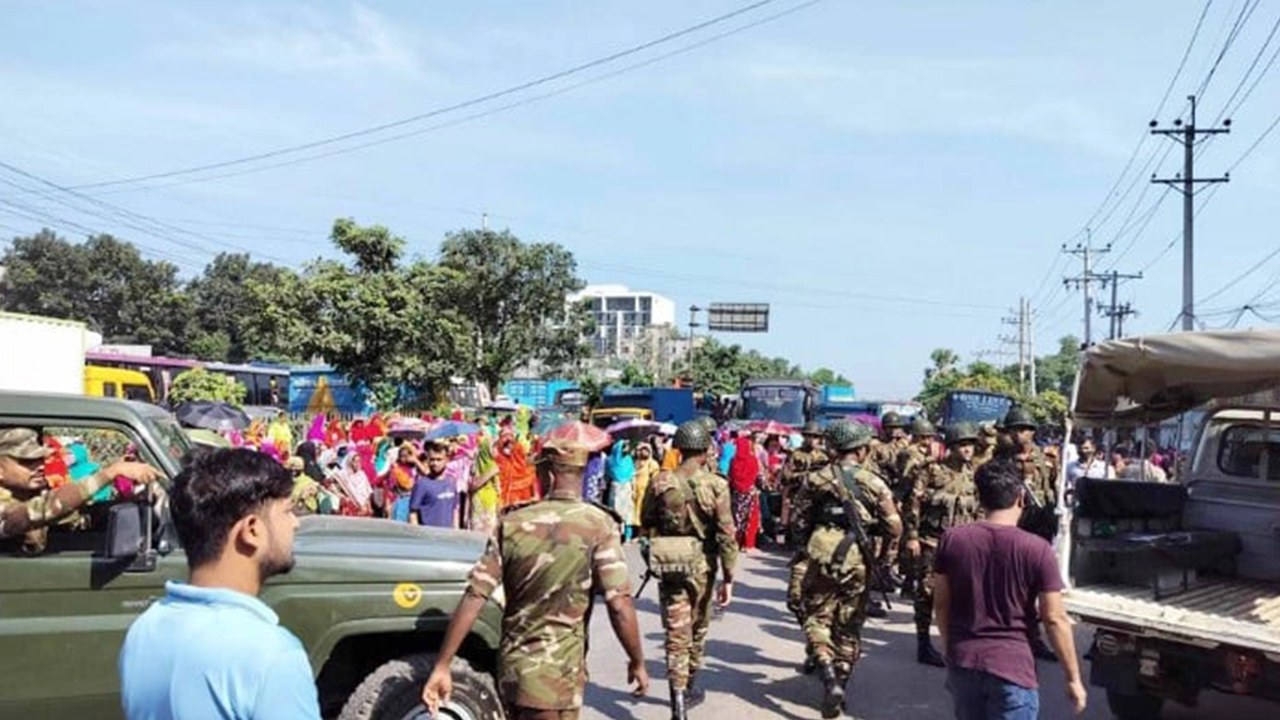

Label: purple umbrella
[604,418,664,441]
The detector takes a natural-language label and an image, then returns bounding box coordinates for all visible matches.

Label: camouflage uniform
[973,423,999,466]
[0,428,112,554]
[1012,444,1059,540]
[867,437,910,495]
[908,450,978,637]
[641,465,737,693]
[792,455,899,685]
[464,488,631,717]
[782,445,828,618]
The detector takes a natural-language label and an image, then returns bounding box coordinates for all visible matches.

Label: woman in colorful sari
[630,442,660,538]
[383,444,426,521]
[469,433,501,535]
[443,437,476,530]
[582,450,607,504]
[728,436,761,552]
[606,441,636,541]
[329,451,374,517]
[495,430,538,509]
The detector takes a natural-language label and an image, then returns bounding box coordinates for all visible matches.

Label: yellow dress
[631,457,660,526]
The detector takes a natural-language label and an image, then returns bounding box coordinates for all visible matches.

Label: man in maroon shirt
[933,458,1087,719]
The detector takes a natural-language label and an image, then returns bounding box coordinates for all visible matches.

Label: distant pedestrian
[932,458,1086,720]
[119,448,320,720]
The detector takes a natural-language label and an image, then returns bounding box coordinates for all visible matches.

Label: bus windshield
[742,386,806,426]
[941,391,1014,426]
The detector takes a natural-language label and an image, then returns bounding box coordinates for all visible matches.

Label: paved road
[580,545,1273,720]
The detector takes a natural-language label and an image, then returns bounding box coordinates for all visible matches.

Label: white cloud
[156,3,429,76]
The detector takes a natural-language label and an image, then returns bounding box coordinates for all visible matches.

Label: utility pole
[687,305,703,382]
[1001,301,1026,392]
[1026,297,1037,396]
[1151,94,1230,331]
[1063,236,1111,346]
[1096,270,1144,340]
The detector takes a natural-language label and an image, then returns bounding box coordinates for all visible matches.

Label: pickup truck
[1059,330,1280,719]
[0,391,503,720]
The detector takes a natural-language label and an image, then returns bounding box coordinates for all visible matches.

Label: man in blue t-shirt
[119,449,320,720]
[410,443,459,528]
[933,458,1086,720]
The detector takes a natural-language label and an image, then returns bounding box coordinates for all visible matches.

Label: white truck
[0,311,102,394]
[1060,329,1280,719]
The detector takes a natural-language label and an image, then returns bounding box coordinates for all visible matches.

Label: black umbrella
[174,401,252,432]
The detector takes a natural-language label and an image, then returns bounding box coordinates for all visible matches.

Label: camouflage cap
[0,428,53,461]
[537,421,608,467]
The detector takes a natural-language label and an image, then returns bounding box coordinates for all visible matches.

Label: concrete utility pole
[1026,296,1037,397]
[1063,237,1111,347]
[687,305,703,380]
[1097,270,1143,340]
[1001,297,1035,394]
[1151,94,1230,331]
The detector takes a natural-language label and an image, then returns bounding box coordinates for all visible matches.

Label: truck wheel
[339,654,502,720]
[1106,688,1163,720]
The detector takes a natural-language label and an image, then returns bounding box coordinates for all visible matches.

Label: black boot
[802,647,817,675]
[917,633,946,667]
[670,685,688,720]
[818,662,845,719]
[686,674,706,710]
[865,599,888,619]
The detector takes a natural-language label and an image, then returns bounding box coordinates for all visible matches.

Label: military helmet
[825,420,874,452]
[696,415,719,433]
[1002,406,1038,432]
[910,416,938,438]
[945,422,980,445]
[801,420,824,437]
[880,411,906,429]
[673,420,712,451]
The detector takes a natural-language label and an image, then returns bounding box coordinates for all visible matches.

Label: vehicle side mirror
[104,503,145,560]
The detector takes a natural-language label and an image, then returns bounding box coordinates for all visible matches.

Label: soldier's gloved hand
[104,461,161,486]
[628,658,650,697]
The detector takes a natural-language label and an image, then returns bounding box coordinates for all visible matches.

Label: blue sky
[2,1,1278,397]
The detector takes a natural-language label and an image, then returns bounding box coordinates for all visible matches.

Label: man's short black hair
[170,448,293,569]
[975,458,1025,511]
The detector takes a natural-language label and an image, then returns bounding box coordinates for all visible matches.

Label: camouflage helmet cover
[673,420,712,451]
[825,420,874,452]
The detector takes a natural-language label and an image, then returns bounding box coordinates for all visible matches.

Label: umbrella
[387,418,431,439]
[745,420,796,436]
[533,411,575,436]
[174,401,251,432]
[604,418,664,441]
[186,428,232,448]
[542,421,612,453]
[425,420,480,441]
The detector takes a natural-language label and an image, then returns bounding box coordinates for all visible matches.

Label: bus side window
[103,382,118,399]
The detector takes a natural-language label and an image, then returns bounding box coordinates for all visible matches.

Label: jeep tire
[1105,688,1163,720]
[339,653,502,720]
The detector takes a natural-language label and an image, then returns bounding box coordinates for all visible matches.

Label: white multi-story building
[569,284,677,360]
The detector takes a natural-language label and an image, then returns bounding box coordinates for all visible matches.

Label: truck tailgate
[1066,580,1280,655]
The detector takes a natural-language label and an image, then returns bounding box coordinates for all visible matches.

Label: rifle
[634,537,656,598]
[835,466,895,609]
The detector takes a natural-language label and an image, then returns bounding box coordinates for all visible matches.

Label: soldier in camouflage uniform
[0,427,158,554]
[1001,406,1062,662]
[973,422,999,466]
[894,417,939,600]
[865,412,911,616]
[904,422,980,667]
[641,420,737,720]
[792,421,902,719]
[783,422,829,673]
[424,425,649,720]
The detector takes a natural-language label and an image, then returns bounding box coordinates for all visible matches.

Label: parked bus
[739,378,819,427]
[205,362,289,408]
[936,389,1014,429]
[85,352,198,403]
[83,366,155,402]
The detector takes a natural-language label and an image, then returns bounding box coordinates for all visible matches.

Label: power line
[86,0,825,197]
[71,0,812,192]
[1195,0,1262,101]
[1157,0,1218,118]
[1210,8,1280,124]
[1198,244,1280,304]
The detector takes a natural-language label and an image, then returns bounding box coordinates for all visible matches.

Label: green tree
[808,367,851,386]
[1,231,191,352]
[617,362,656,388]
[186,252,302,362]
[168,367,247,405]
[436,228,591,392]
[265,219,471,409]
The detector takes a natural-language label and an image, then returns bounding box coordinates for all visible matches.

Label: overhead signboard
[707,303,770,333]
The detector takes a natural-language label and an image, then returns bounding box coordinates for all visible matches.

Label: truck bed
[1067,579,1280,654]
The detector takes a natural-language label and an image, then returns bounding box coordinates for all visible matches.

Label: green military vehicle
[0,392,504,720]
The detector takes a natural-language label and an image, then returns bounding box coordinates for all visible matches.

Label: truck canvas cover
[1073,328,1280,427]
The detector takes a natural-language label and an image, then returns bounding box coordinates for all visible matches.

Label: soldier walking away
[904,422,980,667]
[783,422,830,674]
[1000,406,1061,663]
[866,412,911,616]
[792,421,902,719]
[423,424,649,720]
[0,427,159,553]
[640,420,738,720]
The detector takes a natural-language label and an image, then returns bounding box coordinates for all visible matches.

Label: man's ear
[232,513,266,557]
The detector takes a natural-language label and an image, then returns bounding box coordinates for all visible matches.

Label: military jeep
[0,391,503,720]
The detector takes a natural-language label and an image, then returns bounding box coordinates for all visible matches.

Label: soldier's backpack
[647,471,712,580]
